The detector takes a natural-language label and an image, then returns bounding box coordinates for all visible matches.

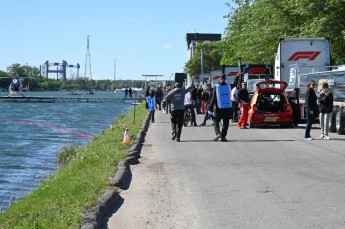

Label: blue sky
[0,1,231,81]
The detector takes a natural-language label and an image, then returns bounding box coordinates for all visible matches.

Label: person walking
[237,82,251,129]
[208,74,232,142]
[128,87,133,99]
[200,83,213,126]
[155,86,163,110]
[163,82,193,142]
[196,85,203,114]
[231,85,239,122]
[146,90,156,123]
[318,82,333,139]
[304,80,318,140]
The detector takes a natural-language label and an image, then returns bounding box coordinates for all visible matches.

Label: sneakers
[171,134,176,140]
[200,123,206,126]
[317,134,331,140]
[221,138,228,142]
[213,134,221,141]
[305,137,314,140]
[176,138,180,142]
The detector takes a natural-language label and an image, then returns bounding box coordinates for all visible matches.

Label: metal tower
[84,35,92,79]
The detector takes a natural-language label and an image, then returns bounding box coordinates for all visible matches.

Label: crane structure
[41,60,80,80]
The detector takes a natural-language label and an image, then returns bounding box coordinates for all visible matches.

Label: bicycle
[183,107,192,126]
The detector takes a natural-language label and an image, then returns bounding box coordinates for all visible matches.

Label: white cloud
[163,43,172,49]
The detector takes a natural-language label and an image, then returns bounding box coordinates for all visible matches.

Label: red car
[248,80,293,128]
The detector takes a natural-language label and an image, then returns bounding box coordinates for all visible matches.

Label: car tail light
[286,103,292,112]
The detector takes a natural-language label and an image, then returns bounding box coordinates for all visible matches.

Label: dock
[0,96,143,103]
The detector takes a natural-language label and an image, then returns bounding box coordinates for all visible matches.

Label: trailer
[288,65,345,135]
[274,38,331,83]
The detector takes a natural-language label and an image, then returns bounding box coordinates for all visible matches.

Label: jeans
[170,110,184,138]
[231,101,239,121]
[319,112,331,136]
[305,107,316,138]
[212,108,231,139]
[195,99,201,114]
[149,110,155,122]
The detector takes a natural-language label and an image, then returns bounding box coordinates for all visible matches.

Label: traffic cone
[123,128,131,143]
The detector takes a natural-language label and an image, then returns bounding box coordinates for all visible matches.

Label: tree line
[185,0,345,76]
[0,64,147,91]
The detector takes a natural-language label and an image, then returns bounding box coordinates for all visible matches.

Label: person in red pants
[237,82,251,129]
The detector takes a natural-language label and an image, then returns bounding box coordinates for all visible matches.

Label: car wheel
[329,108,337,133]
[285,123,294,128]
[337,109,345,135]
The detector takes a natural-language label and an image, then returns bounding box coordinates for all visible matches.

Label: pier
[0,96,142,103]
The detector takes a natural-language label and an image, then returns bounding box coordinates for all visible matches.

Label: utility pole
[113,58,116,90]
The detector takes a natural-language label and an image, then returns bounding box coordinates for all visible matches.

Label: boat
[68,91,81,95]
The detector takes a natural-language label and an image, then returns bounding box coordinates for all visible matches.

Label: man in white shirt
[231,85,239,122]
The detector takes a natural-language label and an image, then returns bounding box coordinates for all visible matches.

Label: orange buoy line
[2,119,94,139]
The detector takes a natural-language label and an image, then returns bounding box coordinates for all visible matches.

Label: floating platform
[0,96,143,103]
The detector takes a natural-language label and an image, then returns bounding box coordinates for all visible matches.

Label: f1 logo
[288,51,321,61]
[227,72,238,76]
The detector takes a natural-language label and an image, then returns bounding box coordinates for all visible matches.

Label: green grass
[0,103,148,229]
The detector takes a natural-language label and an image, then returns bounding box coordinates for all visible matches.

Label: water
[0,91,133,210]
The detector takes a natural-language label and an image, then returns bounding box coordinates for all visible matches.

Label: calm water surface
[0,91,133,210]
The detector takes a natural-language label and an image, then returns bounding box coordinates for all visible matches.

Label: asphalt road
[106,110,345,229]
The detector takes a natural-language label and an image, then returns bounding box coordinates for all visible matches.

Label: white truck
[278,38,345,135]
[274,38,331,83]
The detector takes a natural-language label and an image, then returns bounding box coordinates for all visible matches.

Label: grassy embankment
[0,103,147,229]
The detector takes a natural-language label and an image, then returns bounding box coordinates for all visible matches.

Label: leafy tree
[184,0,345,75]
[185,44,223,77]
[7,64,40,78]
[0,70,11,90]
[221,0,345,66]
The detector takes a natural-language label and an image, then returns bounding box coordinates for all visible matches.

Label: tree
[7,64,40,78]
[0,70,11,90]
[185,44,223,77]
[220,0,345,66]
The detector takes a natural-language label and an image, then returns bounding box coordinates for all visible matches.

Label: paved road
[107,110,345,229]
